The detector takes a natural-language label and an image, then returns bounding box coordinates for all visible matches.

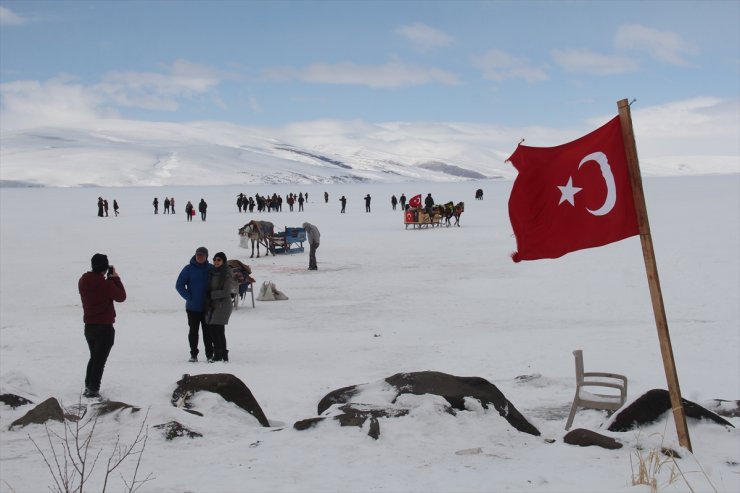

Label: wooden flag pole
[617,98,692,451]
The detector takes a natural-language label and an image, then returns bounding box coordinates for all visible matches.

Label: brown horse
[452,202,464,226]
[239,220,275,258]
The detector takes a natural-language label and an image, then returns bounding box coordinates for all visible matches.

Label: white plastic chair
[565,349,628,430]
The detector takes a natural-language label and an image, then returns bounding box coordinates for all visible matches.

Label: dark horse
[452,202,464,227]
[239,220,275,258]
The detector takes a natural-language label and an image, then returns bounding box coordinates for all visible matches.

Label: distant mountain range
[1,118,736,187]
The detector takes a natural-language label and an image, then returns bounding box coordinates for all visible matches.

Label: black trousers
[187,310,213,359]
[309,241,319,270]
[210,324,229,361]
[84,324,115,392]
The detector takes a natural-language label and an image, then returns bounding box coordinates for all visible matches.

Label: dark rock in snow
[9,397,65,429]
[0,393,33,409]
[89,400,140,417]
[295,404,409,439]
[608,389,735,432]
[171,373,270,427]
[153,421,203,440]
[563,428,623,449]
[316,371,540,437]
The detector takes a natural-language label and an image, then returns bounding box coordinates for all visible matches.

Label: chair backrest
[573,349,584,383]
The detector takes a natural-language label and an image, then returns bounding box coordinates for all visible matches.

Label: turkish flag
[408,194,422,208]
[507,116,639,262]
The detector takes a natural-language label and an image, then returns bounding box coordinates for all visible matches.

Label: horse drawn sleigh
[238,220,307,257]
[404,202,464,229]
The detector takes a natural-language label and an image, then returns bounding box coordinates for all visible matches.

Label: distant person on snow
[79,254,126,399]
[97,197,104,217]
[302,222,320,270]
[391,195,398,211]
[164,197,171,214]
[113,199,119,216]
[340,195,347,213]
[176,247,213,362]
[153,197,159,214]
[185,201,194,221]
[399,193,407,210]
[199,199,208,221]
[364,194,372,213]
[170,197,175,213]
[324,191,329,203]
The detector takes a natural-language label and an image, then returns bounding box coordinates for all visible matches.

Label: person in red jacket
[78,253,127,399]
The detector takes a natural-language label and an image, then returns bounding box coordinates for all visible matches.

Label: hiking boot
[188,356,198,363]
[83,388,101,399]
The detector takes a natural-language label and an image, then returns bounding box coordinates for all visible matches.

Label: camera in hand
[107,265,115,278]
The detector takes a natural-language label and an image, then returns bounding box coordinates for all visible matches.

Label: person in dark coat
[298,193,305,211]
[425,193,435,208]
[103,199,109,217]
[79,254,126,399]
[185,201,194,221]
[399,193,407,209]
[170,197,175,213]
[176,247,213,361]
[340,196,347,213]
[206,252,234,362]
[198,199,207,221]
[391,195,398,210]
[164,197,171,214]
[113,199,119,216]
[153,198,159,214]
[302,222,320,270]
[364,194,371,212]
[324,191,329,203]
[97,197,104,217]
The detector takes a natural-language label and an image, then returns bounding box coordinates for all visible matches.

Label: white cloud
[551,49,638,75]
[0,76,115,128]
[0,60,224,129]
[0,6,25,25]
[470,49,548,83]
[263,61,461,88]
[396,22,454,52]
[615,24,698,66]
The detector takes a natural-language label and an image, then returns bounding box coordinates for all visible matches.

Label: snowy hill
[2,110,737,187]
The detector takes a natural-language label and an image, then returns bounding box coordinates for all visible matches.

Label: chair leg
[565,395,579,431]
[250,287,255,308]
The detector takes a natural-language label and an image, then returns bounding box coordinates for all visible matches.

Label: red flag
[507,116,638,262]
[408,194,422,208]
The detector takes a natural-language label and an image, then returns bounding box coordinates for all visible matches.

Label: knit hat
[91,253,109,273]
[195,246,208,257]
[213,251,227,263]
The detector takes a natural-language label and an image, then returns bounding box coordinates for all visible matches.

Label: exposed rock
[0,393,33,409]
[153,421,203,440]
[89,401,140,417]
[315,371,540,437]
[704,399,740,418]
[171,373,269,427]
[608,389,735,432]
[294,404,409,439]
[9,397,65,429]
[563,428,623,449]
[317,384,361,415]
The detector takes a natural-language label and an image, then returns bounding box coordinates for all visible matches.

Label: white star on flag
[558,177,582,206]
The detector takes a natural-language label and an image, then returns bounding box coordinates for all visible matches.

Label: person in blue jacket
[176,246,213,362]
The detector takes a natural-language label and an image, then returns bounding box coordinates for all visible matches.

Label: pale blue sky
[1,0,738,129]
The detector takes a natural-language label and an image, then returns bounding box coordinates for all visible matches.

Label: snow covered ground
[0,177,738,492]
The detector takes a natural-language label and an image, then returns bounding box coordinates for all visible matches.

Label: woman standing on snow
[206,252,233,362]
